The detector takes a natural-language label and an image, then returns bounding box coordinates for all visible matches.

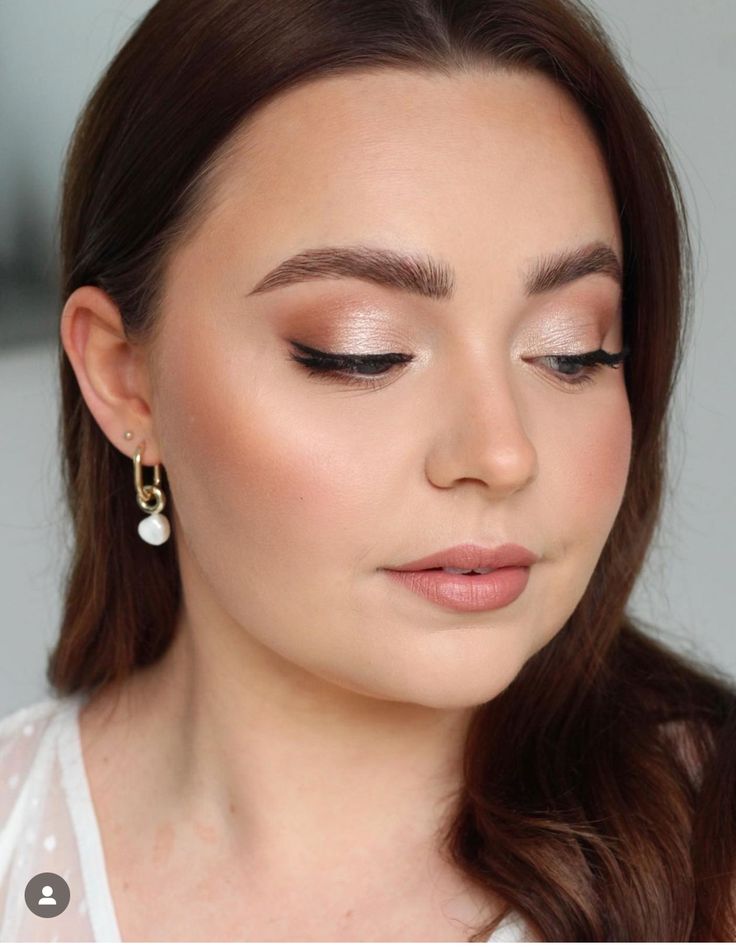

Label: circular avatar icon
[24,872,70,918]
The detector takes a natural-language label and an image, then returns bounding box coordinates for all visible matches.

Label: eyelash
[287,340,630,391]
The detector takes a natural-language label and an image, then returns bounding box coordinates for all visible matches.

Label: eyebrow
[246,241,622,300]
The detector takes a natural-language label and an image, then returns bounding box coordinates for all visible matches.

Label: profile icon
[38,885,57,906]
[24,873,70,918]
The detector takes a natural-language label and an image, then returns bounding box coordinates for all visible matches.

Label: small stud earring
[123,430,133,440]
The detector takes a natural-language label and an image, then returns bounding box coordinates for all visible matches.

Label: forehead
[186,67,622,293]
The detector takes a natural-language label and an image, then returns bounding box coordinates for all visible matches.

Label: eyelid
[287,339,629,393]
[288,339,624,364]
[287,339,409,361]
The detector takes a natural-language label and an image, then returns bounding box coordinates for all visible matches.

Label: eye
[286,340,413,389]
[537,346,630,390]
[286,340,629,391]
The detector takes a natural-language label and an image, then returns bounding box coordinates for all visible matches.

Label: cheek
[154,333,387,574]
[523,387,631,652]
[577,397,631,513]
[551,386,632,555]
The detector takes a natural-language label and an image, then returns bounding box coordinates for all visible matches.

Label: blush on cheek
[571,398,632,531]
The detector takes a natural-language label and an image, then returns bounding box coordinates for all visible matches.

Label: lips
[386,542,539,573]
[384,563,532,612]
[427,567,495,574]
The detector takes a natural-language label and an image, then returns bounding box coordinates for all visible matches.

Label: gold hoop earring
[134,444,170,545]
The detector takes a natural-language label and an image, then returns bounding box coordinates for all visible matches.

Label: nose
[424,350,538,497]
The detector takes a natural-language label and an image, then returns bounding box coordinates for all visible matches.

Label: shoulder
[0,695,67,766]
[0,695,78,827]
[0,696,66,742]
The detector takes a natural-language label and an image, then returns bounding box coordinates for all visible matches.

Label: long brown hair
[49,0,736,940]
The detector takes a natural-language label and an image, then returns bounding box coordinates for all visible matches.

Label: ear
[59,285,162,465]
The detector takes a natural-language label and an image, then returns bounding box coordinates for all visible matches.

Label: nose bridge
[426,338,538,493]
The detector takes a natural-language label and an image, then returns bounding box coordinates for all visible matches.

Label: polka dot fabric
[0,695,119,941]
[0,694,529,942]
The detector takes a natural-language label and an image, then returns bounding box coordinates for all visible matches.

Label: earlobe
[59,285,161,464]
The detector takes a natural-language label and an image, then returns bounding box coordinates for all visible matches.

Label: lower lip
[382,566,531,612]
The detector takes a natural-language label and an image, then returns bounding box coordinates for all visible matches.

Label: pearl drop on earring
[137,510,171,545]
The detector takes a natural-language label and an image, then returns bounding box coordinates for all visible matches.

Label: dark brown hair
[50,0,736,940]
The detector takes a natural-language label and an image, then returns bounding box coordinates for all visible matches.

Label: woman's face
[148,67,631,708]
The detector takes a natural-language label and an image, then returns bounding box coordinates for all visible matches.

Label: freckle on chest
[193,819,219,843]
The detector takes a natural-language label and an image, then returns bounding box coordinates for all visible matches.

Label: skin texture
[61,67,631,940]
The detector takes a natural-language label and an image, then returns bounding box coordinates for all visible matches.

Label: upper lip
[385,542,540,572]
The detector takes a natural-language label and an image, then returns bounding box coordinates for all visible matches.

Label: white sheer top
[0,694,530,942]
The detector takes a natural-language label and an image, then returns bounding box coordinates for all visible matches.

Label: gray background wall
[1,1,734,717]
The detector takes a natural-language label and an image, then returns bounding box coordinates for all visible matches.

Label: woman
[1,0,734,941]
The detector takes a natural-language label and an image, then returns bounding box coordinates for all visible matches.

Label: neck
[88,609,477,880]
